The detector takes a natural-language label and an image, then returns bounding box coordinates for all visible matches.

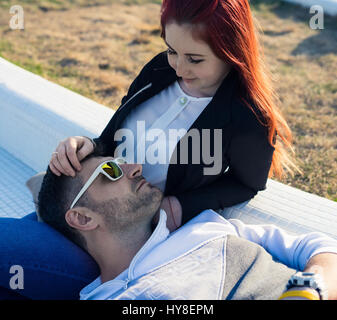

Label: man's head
[38,155,163,250]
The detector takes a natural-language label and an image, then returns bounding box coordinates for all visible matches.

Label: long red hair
[160,0,297,178]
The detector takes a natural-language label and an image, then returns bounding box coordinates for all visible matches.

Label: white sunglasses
[70,158,127,209]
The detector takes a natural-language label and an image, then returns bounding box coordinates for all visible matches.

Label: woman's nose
[175,59,188,78]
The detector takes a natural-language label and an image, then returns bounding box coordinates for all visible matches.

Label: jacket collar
[79,210,170,300]
[111,52,240,151]
[150,54,178,95]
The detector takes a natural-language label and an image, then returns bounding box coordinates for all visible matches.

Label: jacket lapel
[164,69,240,194]
[111,55,177,149]
[108,52,240,194]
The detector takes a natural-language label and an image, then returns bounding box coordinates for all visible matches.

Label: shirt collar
[80,209,170,300]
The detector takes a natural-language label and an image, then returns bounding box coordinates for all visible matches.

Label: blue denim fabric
[0,213,99,300]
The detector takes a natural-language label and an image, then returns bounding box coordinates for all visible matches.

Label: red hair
[160,0,297,178]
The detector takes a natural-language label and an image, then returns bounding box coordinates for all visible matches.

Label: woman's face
[165,22,231,98]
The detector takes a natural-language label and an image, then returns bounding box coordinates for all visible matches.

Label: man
[38,155,337,300]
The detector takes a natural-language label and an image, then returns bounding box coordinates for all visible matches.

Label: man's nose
[123,163,143,179]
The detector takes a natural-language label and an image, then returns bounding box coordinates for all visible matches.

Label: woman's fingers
[49,139,77,176]
[50,151,66,176]
[66,137,83,171]
[76,137,95,162]
[49,160,61,176]
[56,143,76,177]
[49,136,95,177]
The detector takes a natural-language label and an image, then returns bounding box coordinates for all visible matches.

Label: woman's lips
[183,78,196,83]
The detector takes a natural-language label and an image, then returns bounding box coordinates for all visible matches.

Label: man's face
[78,156,163,231]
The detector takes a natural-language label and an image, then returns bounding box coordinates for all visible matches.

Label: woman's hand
[158,196,183,232]
[49,136,95,177]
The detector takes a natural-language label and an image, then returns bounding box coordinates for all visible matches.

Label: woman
[50,0,295,231]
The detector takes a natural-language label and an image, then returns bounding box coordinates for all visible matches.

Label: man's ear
[65,208,98,231]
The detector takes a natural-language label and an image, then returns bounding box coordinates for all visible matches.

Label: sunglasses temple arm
[70,169,101,209]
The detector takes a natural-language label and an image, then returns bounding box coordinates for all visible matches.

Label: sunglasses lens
[102,162,122,179]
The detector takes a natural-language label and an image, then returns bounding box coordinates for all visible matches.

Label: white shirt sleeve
[228,218,337,270]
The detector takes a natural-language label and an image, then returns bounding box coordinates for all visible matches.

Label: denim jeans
[0,213,99,300]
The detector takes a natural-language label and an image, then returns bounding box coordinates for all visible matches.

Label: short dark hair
[38,166,87,250]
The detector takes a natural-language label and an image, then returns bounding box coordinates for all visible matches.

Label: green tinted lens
[102,161,122,179]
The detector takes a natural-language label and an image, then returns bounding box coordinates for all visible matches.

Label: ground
[0,0,336,201]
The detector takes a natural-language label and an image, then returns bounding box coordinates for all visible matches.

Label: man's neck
[90,223,153,283]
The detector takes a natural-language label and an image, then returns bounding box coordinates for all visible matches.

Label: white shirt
[115,80,212,191]
[80,209,337,300]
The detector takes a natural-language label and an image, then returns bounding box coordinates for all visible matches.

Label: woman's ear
[65,208,98,231]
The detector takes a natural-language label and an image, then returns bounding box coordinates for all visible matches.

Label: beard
[92,184,163,233]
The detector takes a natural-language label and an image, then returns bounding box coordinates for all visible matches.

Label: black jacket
[94,51,274,224]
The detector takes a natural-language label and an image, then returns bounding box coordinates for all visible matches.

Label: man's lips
[136,179,148,192]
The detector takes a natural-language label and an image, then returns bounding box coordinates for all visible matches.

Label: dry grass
[251,0,337,201]
[0,1,165,106]
[0,0,336,201]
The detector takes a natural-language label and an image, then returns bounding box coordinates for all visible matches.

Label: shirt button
[179,97,188,105]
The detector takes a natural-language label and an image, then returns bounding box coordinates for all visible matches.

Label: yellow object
[278,290,320,300]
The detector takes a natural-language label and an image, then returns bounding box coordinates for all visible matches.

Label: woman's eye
[188,57,203,64]
[167,48,176,55]
[167,49,203,64]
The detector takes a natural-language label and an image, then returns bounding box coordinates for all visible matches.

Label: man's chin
[142,182,163,197]
[151,185,164,203]
[147,186,164,214]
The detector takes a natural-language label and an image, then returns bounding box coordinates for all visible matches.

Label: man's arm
[278,253,337,300]
[229,219,337,299]
[229,219,337,271]
[304,253,337,299]
[289,253,337,300]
